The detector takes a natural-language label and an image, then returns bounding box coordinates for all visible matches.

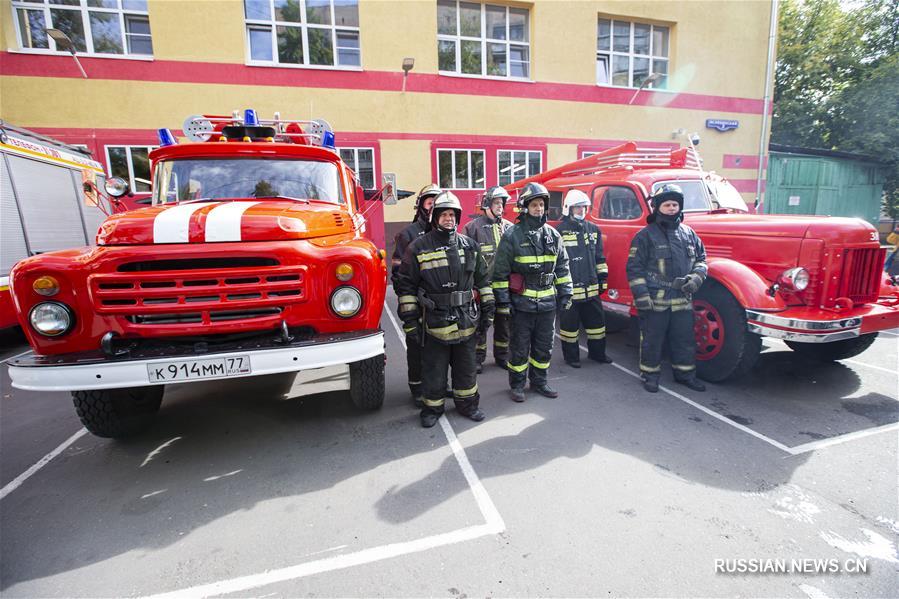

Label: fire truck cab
[6,110,389,438]
[506,143,899,382]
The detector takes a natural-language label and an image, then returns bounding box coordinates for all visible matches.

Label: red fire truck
[1,125,112,330]
[6,110,389,438]
[506,143,899,381]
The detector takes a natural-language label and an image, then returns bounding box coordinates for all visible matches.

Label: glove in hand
[558,295,573,311]
[682,273,703,294]
[634,295,653,312]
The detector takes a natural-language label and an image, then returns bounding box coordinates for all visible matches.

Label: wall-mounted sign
[706,119,739,132]
[788,195,801,206]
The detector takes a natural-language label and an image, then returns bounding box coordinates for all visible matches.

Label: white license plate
[147,355,251,383]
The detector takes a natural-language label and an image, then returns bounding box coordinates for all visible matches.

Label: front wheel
[693,280,761,382]
[349,354,385,410]
[72,386,164,439]
[785,333,878,361]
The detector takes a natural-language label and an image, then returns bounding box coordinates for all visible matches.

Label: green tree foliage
[772,0,899,217]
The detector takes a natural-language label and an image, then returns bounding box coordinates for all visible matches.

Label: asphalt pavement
[1,292,896,598]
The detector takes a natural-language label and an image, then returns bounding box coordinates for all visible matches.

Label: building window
[437,149,485,189]
[437,1,529,79]
[338,147,375,189]
[497,150,541,186]
[597,17,668,89]
[244,0,360,68]
[12,0,152,56]
[106,145,154,193]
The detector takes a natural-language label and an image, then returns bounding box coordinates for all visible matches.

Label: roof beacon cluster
[156,108,335,150]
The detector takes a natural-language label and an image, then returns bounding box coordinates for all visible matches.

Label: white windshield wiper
[254,195,311,204]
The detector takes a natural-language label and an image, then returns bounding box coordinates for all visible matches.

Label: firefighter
[492,182,573,402]
[392,183,442,405]
[626,184,708,393]
[395,191,495,428]
[461,186,514,372]
[556,189,614,367]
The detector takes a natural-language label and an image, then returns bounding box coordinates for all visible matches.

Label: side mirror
[104,176,131,198]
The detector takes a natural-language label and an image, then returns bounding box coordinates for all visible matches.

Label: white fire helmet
[562,189,591,218]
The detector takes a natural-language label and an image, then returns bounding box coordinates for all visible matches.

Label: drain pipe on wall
[755,0,780,212]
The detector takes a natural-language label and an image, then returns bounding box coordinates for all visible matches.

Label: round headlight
[330,286,362,318]
[29,302,73,337]
[32,275,60,296]
[104,177,129,197]
[778,267,810,292]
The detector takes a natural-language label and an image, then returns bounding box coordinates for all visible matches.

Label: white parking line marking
[141,489,167,499]
[143,524,497,599]
[140,436,182,468]
[387,307,505,533]
[843,359,898,376]
[569,339,795,454]
[0,428,87,501]
[575,339,899,455]
[799,583,832,599]
[788,422,899,455]
[139,305,505,598]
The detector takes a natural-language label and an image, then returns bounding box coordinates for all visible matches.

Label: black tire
[349,354,385,410]
[72,386,164,439]
[785,333,878,361]
[694,280,762,382]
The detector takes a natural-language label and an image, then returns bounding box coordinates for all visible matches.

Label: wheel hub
[693,299,725,360]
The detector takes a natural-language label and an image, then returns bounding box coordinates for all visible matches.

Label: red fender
[706,257,786,311]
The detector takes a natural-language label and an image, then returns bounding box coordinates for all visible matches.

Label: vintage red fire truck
[7,110,388,438]
[507,143,899,381]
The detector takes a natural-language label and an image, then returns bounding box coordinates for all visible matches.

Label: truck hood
[685,213,877,244]
[96,199,354,245]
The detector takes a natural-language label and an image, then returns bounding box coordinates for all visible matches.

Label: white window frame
[11,0,153,59]
[497,149,541,186]
[244,0,362,70]
[105,145,155,193]
[436,148,486,190]
[437,1,530,81]
[596,17,669,89]
[338,146,376,189]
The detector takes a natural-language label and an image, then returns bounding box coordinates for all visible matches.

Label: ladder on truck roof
[506,142,702,192]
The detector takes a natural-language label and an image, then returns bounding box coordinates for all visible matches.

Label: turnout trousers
[420,335,481,418]
[637,307,698,383]
[559,299,607,363]
[405,337,423,397]
[475,309,511,365]
[507,310,555,389]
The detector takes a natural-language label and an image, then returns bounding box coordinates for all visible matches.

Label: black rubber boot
[496,359,508,370]
[677,377,706,392]
[565,360,582,369]
[642,377,659,393]
[510,387,526,402]
[420,407,442,428]
[531,383,559,399]
[589,354,614,364]
[476,364,483,374]
[412,393,423,408]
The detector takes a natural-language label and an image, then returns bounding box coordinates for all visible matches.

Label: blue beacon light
[322,131,336,149]
[244,109,259,126]
[157,128,177,147]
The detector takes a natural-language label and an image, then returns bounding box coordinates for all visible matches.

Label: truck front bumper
[746,300,899,343]
[6,330,384,392]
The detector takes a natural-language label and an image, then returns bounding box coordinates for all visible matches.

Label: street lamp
[46,28,88,79]
[627,72,662,105]
[402,57,414,92]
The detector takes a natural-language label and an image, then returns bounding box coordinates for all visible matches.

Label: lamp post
[627,72,662,105]
[46,28,88,79]
[402,57,414,92]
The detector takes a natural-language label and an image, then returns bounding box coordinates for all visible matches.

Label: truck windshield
[651,180,711,212]
[153,158,343,205]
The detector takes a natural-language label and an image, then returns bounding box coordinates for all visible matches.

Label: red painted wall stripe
[723,154,768,169]
[2,52,770,115]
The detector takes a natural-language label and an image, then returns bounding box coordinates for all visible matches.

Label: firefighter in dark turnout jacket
[461,186,514,372]
[556,189,614,367]
[626,184,708,393]
[395,191,495,428]
[392,183,441,404]
[492,183,573,402]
